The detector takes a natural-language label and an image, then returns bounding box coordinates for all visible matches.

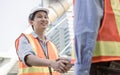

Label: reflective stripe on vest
[92,0,120,63]
[15,33,60,75]
[18,66,54,74]
[71,39,75,64]
[18,72,59,75]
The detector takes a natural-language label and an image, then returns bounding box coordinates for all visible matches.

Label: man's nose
[41,18,48,22]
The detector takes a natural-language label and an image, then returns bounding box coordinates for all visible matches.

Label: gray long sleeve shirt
[74,0,104,75]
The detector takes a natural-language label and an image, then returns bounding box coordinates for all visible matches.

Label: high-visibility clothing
[15,33,60,75]
[71,0,120,64]
[92,0,120,63]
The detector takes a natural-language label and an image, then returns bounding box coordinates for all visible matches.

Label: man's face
[30,11,49,31]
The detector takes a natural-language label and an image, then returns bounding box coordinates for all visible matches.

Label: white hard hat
[29,6,49,20]
[30,6,49,14]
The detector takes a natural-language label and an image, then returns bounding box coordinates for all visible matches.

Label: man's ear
[29,20,33,26]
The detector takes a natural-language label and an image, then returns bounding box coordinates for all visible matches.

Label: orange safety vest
[92,0,120,63]
[15,33,60,75]
[71,0,120,64]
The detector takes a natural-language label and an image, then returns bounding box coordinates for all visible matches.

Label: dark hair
[29,10,48,20]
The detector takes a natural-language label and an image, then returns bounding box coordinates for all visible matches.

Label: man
[15,6,72,75]
[73,0,120,75]
[91,0,120,75]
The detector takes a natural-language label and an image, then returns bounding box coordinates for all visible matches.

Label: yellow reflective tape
[19,66,54,74]
[110,0,120,35]
[71,42,75,59]
[93,41,120,56]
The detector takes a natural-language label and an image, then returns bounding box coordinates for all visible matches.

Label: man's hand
[49,59,67,72]
[55,57,73,73]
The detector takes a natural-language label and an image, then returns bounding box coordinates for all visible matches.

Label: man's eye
[45,16,48,19]
[37,16,42,18]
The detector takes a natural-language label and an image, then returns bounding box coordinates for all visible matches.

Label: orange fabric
[28,34,46,58]
[15,33,25,61]
[27,34,58,60]
[92,0,120,63]
[97,0,120,41]
[92,56,120,63]
[15,33,26,51]
[15,33,60,75]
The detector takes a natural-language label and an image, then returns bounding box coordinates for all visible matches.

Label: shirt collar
[31,31,39,38]
[31,31,49,42]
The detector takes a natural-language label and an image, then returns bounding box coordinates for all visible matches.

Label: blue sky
[0,0,41,52]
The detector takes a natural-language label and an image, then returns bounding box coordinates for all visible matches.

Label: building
[47,6,74,57]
